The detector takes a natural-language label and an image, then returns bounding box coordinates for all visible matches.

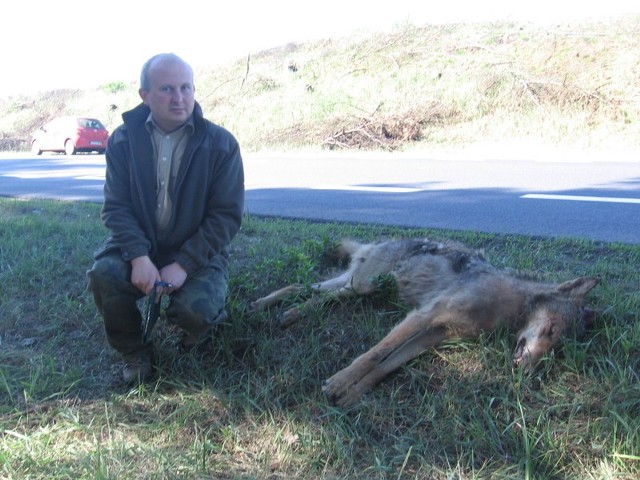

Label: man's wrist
[131,255,151,266]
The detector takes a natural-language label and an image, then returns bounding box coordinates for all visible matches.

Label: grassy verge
[0,197,638,479]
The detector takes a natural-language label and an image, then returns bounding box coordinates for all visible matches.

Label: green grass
[0,198,638,479]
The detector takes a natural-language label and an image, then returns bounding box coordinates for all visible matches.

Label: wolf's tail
[336,238,364,259]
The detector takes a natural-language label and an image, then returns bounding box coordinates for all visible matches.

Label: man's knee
[172,282,225,319]
[87,254,130,293]
[166,269,228,332]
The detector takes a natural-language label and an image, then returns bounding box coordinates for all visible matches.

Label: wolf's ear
[556,277,600,297]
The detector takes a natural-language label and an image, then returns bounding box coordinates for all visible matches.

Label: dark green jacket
[96,102,244,275]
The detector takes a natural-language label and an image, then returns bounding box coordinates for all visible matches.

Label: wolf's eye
[542,325,555,338]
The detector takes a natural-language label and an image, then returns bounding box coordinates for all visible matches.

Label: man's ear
[139,88,148,104]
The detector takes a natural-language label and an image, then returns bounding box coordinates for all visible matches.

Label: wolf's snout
[512,337,530,367]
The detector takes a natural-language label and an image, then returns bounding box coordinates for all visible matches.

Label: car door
[43,119,66,151]
[36,120,56,150]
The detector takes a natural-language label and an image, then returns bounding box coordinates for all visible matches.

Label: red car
[31,117,109,155]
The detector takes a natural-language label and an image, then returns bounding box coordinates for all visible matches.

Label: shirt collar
[145,112,195,135]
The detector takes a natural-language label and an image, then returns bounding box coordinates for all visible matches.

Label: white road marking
[522,194,640,204]
[311,184,422,193]
[2,168,105,180]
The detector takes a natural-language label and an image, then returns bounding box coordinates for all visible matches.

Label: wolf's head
[512,277,599,370]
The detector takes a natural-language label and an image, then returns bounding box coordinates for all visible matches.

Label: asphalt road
[0,151,638,244]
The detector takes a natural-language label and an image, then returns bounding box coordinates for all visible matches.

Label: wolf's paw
[279,307,300,327]
[247,301,262,314]
[322,370,362,408]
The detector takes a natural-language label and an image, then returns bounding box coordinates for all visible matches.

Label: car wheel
[64,139,76,155]
[31,141,42,155]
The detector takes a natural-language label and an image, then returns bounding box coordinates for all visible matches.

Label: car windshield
[78,118,105,129]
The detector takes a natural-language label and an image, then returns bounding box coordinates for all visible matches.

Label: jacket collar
[122,101,204,130]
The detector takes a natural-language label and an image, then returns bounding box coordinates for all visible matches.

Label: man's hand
[159,262,187,292]
[130,255,161,295]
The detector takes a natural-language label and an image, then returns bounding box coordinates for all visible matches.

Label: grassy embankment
[1,15,639,154]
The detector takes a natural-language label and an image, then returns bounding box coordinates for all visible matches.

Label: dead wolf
[251,238,599,407]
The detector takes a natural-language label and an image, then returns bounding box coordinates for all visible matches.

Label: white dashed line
[522,194,640,204]
[311,185,422,193]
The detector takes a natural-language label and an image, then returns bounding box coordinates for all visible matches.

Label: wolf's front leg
[249,284,304,313]
[279,284,359,327]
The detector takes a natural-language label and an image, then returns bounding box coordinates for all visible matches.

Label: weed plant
[0,198,638,479]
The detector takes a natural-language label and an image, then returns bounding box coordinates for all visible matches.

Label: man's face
[139,58,195,133]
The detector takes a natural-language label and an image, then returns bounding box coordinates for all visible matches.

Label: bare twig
[240,54,251,90]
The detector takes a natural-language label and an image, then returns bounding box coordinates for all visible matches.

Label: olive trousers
[87,252,228,359]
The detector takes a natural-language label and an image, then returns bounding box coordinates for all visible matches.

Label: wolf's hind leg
[323,308,457,407]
